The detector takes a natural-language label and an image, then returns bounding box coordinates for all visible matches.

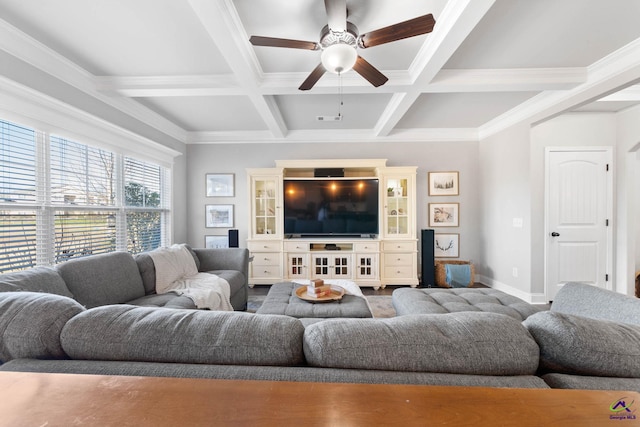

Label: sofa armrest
[194,248,249,279]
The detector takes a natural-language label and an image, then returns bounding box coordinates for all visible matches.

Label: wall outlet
[512,218,523,228]
[512,267,518,277]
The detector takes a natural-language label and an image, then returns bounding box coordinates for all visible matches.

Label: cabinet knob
[263,270,269,274]
[397,258,401,261]
[263,245,269,249]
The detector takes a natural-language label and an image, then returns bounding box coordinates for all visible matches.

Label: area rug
[247,295,395,318]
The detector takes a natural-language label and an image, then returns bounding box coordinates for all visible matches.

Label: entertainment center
[247,159,418,289]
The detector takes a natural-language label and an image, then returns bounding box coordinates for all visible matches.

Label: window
[0,118,171,273]
[124,157,170,254]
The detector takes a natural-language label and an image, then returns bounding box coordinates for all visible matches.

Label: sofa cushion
[135,252,157,295]
[125,293,197,309]
[0,266,73,298]
[303,312,539,375]
[56,252,145,308]
[61,305,305,366]
[542,373,640,391]
[0,292,85,362]
[524,311,640,377]
[551,282,640,325]
[392,287,541,320]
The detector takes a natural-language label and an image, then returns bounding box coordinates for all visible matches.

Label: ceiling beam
[479,38,640,138]
[186,0,287,138]
[374,0,497,137]
[97,67,587,98]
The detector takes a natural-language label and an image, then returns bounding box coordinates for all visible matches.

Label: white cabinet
[382,169,416,239]
[247,170,284,285]
[248,171,282,239]
[247,241,282,286]
[381,241,418,286]
[247,161,417,288]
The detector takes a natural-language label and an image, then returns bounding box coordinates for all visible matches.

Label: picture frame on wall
[206,173,234,197]
[205,204,234,228]
[205,235,229,248]
[434,233,459,258]
[429,202,459,227]
[428,171,459,196]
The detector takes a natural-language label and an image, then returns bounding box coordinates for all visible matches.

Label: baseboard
[477,275,548,305]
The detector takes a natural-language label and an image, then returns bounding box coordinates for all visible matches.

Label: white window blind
[124,157,169,254]
[54,211,117,262]
[0,118,172,273]
[0,210,37,272]
[0,120,36,204]
[50,136,115,206]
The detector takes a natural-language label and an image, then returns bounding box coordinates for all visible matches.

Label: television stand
[247,159,418,288]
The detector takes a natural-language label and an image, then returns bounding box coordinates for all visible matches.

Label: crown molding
[0,18,188,143]
[0,76,182,165]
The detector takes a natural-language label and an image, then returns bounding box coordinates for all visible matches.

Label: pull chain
[338,72,343,119]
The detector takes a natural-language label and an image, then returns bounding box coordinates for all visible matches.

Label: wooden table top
[0,371,637,426]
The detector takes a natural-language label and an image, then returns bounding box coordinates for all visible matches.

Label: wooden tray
[295,285,344,303]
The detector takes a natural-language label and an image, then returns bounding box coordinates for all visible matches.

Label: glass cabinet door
[253,177,279,237]
[384,177,409,237]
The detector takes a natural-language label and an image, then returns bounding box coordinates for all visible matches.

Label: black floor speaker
[421,229,435,287]
[228,229,239,248]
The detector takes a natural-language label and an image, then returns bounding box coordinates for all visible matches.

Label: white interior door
[545,148,612,301]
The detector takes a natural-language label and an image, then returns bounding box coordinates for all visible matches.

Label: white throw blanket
[149,244,233,311]
[292,279,374,316]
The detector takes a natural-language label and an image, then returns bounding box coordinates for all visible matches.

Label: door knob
[551,232,560,237]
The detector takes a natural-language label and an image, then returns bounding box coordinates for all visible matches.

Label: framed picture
[434,233,459,258]
[205,235,229,248]
[429,202,459,227]
[206,173,234,197]
[428,171,459,196]
[205,204,234,228]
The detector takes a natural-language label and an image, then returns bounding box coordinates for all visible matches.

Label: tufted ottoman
[392,287,542,321]
[256,282,373,319]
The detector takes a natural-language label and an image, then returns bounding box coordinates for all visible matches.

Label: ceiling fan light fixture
[321,43,357,74]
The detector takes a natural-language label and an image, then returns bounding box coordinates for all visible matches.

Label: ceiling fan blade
[249,36,319,50]
[324,0,347,32]
[359,13,436,48]
[353,56,388,87]
[299,63,327,91]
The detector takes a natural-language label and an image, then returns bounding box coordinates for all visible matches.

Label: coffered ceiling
[1,0,640,145]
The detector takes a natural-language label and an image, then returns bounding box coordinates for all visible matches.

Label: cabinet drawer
[353,242,379,252]
[248,241,281,252]
[252,253,280,266]
[284,241,309,252]
[251,265,281,278]
[382,241,415,252]
[384,253,414,266]
[384,265,414,278]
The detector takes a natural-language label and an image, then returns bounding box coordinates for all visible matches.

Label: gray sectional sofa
[0,253,638,392]
[0,246,249,311]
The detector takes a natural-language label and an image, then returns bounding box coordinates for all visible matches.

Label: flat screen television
[283,178,379,237]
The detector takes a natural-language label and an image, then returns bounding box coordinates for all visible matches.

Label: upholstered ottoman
[256,282,373,319]
[392,288,542,321]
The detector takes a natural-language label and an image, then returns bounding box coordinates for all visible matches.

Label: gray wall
[186,141,480,272]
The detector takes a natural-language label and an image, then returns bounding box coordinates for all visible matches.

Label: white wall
[616,104,640,294]
[186,141,480,274]
[478,123,534,300]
